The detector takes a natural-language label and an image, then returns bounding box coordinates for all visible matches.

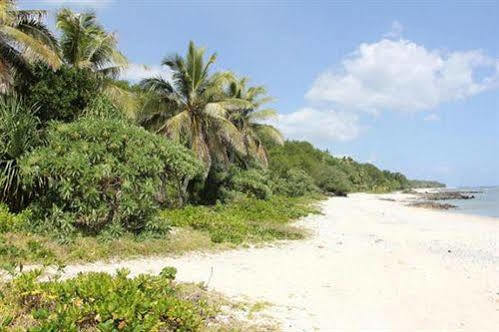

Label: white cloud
[306,39,499,112]
[272,107,361,143]
[384,20,404,39]
[424,113,440,122]
[121,64,172,82]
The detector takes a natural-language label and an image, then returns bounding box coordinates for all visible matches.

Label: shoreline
[19,192,499,331]
[380,189,499,220]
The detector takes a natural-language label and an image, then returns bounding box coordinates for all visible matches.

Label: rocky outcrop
[421,191,476,201]
[409,201,457,210]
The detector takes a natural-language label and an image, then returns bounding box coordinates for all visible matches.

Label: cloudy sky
[21,0,499,187]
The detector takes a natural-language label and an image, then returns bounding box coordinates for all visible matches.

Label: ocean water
[438,186,499,218]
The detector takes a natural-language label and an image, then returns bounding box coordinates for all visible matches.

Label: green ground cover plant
[161,195,321,244]
[0,195,320,269]
[0,267,258,331]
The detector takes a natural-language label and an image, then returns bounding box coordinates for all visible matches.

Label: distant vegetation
[0,2,440,330]
[268,141,411,194]
[409,180,446,188]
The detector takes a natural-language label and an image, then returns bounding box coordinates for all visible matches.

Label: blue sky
[22,1,499,187]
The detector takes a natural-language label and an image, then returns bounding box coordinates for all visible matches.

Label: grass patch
[0,195,322,270]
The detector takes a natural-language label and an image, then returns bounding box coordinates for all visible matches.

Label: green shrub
[272,168,319,197]
[18,64,102,123]
[20,117,203,235]
[316,167,352,196]
[0,95,41,211]
[0,203,30,233]
[221,168,273,201]
[0,268,214,331]
[162,195,319,244]
[82,94,127,121]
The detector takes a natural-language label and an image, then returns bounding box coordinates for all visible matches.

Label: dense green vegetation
[20,117,202,237]
[18,64,102,123]
[409,179,446,188]
[269,141,410,195]
[162,195,319,244]
[0,196,318,269]
[0,2,442,330]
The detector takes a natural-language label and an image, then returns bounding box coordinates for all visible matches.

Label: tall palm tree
[0,0,60,88]
[140,41,250,171]
[56,8,136,116]
[226,77,284,167]
[56,8,127,77]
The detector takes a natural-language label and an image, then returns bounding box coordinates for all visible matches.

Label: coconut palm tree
[226,76,284,167]
[0,0,60,88]
[55,8,137,116]
[56,8,127,77]
[140,41,250,171]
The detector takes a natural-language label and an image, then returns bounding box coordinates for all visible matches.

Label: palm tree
[226,77,284,167]
[0,0,60,88]
[56,8,135,116]
[56,8,127,77]
[140,41,250,171]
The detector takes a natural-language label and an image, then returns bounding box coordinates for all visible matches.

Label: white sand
[57,193,499,331]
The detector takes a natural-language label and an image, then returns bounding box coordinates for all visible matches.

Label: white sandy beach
[57,193,499,331]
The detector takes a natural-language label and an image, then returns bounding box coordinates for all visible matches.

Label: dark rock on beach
[409,201,457,210]
[422,191,475,201]
[326,191,348,197]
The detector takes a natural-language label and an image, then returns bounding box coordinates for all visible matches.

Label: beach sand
[57,193,499,331]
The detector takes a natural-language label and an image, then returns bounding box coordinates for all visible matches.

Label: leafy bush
[162,195,319,244]
[18,64,102,123]
[0,95,41,211]
[20,117,203,235]
[0,268,216,331]
[221,168,273,201]
[0,203,30,233]
[81,94,125,120]
[316,167,352,196]
[272,168,319,197]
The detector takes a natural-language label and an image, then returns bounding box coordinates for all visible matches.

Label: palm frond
[0,40,30,81]
[1,26,61,68]
[204,102,228,118]
[249,108,278,121]
[209,115,246,156]
[161,110,191,142]
[103,84,138,119]
[16,18,59,54]
[253,123,285,146]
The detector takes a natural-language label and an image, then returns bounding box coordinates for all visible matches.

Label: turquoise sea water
[439,186,499,218]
